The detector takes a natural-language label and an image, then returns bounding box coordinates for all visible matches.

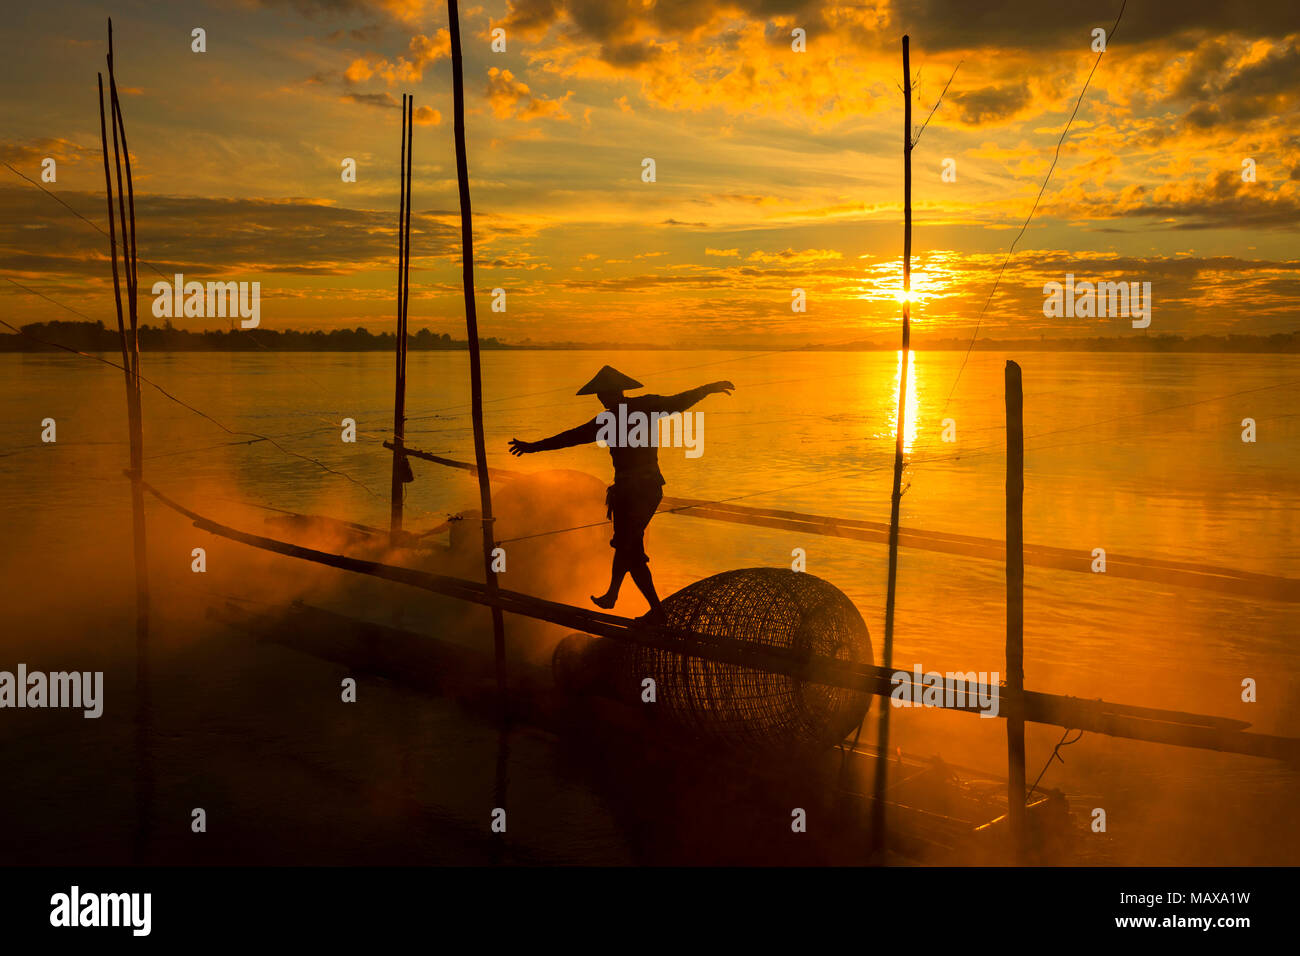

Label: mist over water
[1,349,1296,863]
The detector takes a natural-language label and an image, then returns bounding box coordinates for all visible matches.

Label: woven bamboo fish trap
[557,567,873,752]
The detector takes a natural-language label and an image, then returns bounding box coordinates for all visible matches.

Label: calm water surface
[2,349,1296,863]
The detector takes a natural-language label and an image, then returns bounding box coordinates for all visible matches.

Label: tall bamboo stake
[104,17,151,862]
[391,94,412,543]
[1005,360,1027,859]
[871,33,914,853]
[97,73,131,406]
[109,29,147,624]
[448,0,508,706]
[403,95,412,338]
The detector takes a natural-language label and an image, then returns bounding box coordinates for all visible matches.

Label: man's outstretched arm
[657,380,735,414]
[508,417,601,456]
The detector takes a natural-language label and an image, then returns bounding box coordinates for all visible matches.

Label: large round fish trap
[557,568,872,752]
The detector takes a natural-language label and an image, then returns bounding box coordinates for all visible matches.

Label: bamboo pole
[447,0,508,707]
[871,32,914,853]
[402,95,413,478]
[103,17,151,862]
[97,73,131,408]
[109,30,148,648]
[391,94,411,543]
[1005,360,1027,858]
[403,94,412,334]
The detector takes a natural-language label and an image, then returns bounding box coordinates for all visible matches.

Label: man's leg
[591,553,627,609]
[592,485,626,610]
[628,560,664,622]
[595,482,664,619]
[626,488,665,621]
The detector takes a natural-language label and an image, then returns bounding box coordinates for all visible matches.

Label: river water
[2,349,1296,863]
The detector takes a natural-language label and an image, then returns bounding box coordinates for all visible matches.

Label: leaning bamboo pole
[1005,360,1027,858]
[393,446,1300,601]
[395,446,1300,598]
[390,94,412,544]
[388,445,1300,599]
[871,33,915,851]
[447,0,508,705]
[97,74,131,419]
[108,28,147,653]
[102,17,151,862]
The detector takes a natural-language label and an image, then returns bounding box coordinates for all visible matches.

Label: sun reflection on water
[891,349,919,453]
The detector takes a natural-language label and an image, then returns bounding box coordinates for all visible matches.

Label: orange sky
[2,0,1298,346]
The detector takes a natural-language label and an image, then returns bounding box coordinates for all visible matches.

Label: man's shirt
[533,386,712,485]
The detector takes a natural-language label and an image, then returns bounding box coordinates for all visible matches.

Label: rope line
[941,0,1128,412]
[3,160,172,283]
[0,308,386,500]
[1026,727,1084,801]
[911,60,962,147]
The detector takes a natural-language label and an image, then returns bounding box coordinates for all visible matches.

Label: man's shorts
[605,478,664,565]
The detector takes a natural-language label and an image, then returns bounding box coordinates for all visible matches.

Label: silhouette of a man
[508,366,734,622]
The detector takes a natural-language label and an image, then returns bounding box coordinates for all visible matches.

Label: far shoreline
[3,321,1298,354]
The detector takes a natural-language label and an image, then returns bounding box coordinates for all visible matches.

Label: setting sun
[858,260,950,313]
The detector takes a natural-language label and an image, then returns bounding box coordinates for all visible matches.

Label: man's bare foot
[591,592,618,610]
[635,606,666,625]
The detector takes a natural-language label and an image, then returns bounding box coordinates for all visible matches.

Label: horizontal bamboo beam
[383,440,510,477]
[391,447,1298,603]
[141,480,1300,762]
[662,499,1299,603]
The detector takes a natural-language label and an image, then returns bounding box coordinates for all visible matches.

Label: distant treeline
[2,321,1297,353]
[0,321,512,352]
[882,333,1300,353]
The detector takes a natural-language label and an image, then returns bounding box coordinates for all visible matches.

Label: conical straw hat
[576,365,643,395]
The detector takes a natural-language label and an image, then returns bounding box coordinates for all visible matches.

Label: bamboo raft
[205,596,1083,864]
[142,480,1300,764]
